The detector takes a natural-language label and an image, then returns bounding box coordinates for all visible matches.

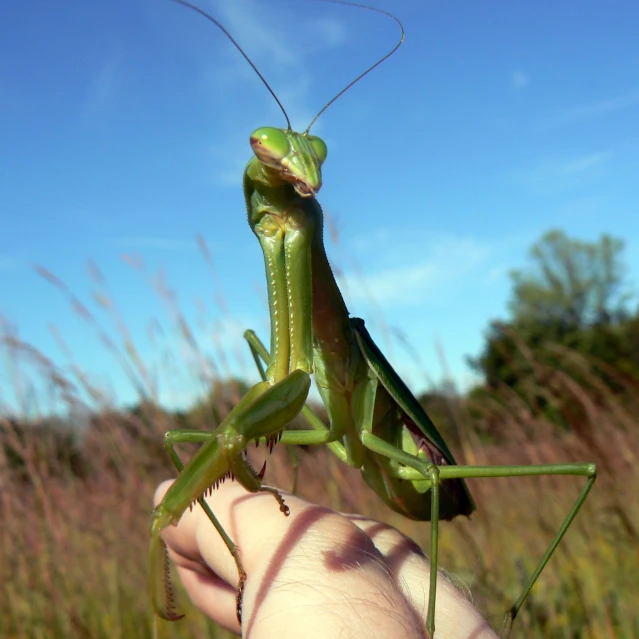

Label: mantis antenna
[304,0,404,133]
[169,0,404,133]
[169,0,292,130]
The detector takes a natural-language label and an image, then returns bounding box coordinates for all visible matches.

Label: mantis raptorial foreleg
[157,428,247,622]
[150,369,311,620]
[244,328,349,460]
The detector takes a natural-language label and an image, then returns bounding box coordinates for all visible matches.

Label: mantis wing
[351,317,475,519]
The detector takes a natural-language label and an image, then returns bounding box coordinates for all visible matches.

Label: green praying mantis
[150,1,597,637]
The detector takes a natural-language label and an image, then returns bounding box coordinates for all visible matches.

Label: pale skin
[155,480,499,639]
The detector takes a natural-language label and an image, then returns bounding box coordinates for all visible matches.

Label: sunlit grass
[1,259,637,638]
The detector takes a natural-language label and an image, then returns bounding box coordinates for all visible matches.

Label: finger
[156,481,430,638]
[346,515,498,639]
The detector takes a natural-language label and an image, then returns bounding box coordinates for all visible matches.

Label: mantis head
[170,1,401,198]
[250,127,328,198]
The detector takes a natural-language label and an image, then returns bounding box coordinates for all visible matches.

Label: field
[1,317,638,639]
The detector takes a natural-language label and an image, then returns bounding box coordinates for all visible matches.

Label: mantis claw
[235,561,247,625]
[261,485,290,516]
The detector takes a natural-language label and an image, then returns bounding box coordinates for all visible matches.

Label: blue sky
[1,0,638,415]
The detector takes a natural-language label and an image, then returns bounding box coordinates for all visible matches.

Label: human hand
[155,480,498,639]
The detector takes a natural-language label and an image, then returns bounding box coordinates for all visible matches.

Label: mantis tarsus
[150,1,597,636]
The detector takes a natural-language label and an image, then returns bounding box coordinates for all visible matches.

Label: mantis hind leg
[389,461,597,639]
[352,375,442,637]
[354,375,597,638]
[494,465,597,638]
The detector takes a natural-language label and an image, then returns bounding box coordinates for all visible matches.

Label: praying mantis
[150,1,598,637]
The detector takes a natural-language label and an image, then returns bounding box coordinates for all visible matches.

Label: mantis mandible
[150,1,597,637]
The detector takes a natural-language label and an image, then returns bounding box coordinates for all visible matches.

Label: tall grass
[1,264,637,639]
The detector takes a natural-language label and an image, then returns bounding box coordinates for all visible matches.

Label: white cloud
[213,0,298,67]
[190,0,353,135]
[483,263,510,284]
[337,235,490,308]
[213,0,347,61]
[541,87,639,128]
[352,228,391,252]
[340,262,436,306]
[512,70,529,90]
[514,150,611,189]
[556,152,611,175]
[209,146,249,187]
[313,17,348,49]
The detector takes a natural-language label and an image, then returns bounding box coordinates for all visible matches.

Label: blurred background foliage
[1,229,638,638]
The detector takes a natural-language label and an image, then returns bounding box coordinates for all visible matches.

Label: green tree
[508,230,630,331]
[471,230,638,393]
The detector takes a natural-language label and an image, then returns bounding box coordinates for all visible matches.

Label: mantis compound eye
[308,135,328,164]
[250,127,290,167]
